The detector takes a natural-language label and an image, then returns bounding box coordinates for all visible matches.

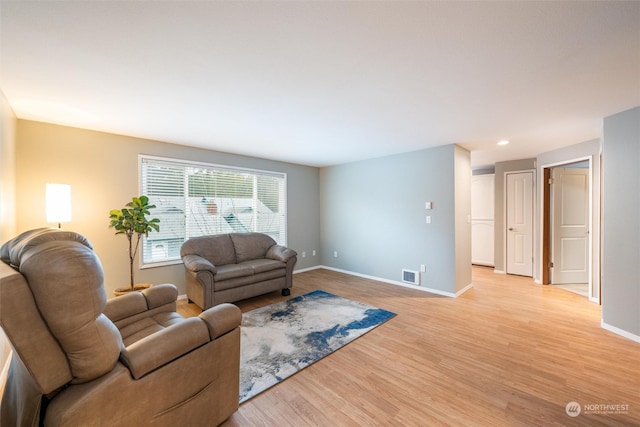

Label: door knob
[508,227,514,231]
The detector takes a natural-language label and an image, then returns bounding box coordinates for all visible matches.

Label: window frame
[138,154,288,269]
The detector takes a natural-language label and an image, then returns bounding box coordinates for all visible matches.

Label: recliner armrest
[120,317,210,379]
[198,303,242,339]
[266,245,297,262]
[104,284,178,323]
[141,284,178,310]
[182,254,217,274]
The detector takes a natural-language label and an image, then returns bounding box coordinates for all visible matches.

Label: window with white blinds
[140,155,287,266]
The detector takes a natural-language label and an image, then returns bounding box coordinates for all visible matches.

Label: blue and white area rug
[239,290,396,403]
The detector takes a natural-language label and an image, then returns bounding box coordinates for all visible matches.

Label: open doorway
[542,159,592,299]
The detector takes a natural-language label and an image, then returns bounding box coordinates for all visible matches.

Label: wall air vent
[402,269,420,285]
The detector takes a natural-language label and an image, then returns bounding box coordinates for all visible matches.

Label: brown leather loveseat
[0,228,241,426]
[181,232,297,310]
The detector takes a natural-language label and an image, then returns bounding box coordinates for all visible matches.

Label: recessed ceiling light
[497,140,510,146]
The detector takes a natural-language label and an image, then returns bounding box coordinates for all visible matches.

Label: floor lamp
[46,183,72,228]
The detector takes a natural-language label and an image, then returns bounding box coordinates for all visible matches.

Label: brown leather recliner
[0,228,241,426]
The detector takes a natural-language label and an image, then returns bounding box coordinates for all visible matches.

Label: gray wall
[601,106,640,339]
[15,120,320,296]
[536,139,601,296]
[320,144,471,295]
[493,158,537,273]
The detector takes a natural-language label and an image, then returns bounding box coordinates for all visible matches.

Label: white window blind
[140,155,287,266]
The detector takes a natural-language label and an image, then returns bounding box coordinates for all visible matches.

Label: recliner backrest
[0,227,93,268]
[0,227,54,265]
[0,261,73,394]
[1,229,123,395]
[20,241,123,383]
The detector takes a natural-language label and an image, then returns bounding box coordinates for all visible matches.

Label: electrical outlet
[333,251,338,258]
[312,250,316,256]
[420,264,426,272]
[426,215,431,224]
[302,251,306,258]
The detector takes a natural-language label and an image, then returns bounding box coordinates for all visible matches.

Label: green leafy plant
[109,196,160,292]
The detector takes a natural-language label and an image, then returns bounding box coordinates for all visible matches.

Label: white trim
[178,264,471,300]
[139,154,287,179]
[293,266,323,274]
[140,259,182,270]
[539,155,598,304]
[318,266,472,298]
[456,283,474,297]
[601,320,640,343]
[493,269,506,275]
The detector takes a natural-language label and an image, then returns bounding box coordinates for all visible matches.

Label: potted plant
[109,195,160,295]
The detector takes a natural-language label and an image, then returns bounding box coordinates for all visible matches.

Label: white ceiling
[1,1,639,168]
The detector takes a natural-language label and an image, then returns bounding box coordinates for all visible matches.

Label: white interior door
[506,172,533,277]
[551,167,589,284]
[471,174,495,266]
[472,221,495,266]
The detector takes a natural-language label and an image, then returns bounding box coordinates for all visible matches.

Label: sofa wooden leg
[281,288,291,296]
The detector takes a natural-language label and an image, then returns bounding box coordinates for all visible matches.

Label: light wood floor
[178,267,640,426]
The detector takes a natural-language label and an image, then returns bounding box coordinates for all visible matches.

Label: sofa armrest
[119,317,210,379]
[182,254,217,274]
[266,245,297,262]
[198,303,242,339]
[104,284,178,323]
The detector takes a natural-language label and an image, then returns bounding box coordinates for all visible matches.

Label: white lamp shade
[46,184,72,223]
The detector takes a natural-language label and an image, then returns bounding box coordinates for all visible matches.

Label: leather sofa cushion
[213,259,285,282]
[229,233,276,263]
[181,234,236,266]
[214,264,254,281]
[239,259,285,274]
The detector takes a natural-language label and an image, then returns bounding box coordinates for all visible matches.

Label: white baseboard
[494,269,506,275]
[601,320,640,343]
[456,283,474,297]
[293,266,323,274]
[316,265,471,298]
[188,264,472,299]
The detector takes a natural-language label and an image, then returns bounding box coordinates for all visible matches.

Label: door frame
[503,169,536,277]
[540,155,598,302]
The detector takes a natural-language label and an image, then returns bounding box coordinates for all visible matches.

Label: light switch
[425,202,432,210]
